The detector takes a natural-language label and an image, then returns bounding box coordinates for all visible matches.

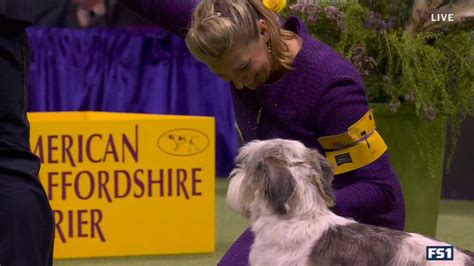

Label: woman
[122,0,406,265]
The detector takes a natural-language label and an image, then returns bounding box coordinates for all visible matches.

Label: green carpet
[436,199,474,251]
[55,179,473,265]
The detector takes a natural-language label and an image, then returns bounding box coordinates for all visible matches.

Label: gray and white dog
[226,138,474,266]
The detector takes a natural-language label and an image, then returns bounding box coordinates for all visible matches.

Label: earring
[266,41,272,53]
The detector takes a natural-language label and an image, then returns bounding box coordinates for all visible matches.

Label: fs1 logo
[426,246,454,260]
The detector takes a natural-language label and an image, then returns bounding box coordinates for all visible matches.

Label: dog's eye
[289,161,305,167]
[228,165,242,179]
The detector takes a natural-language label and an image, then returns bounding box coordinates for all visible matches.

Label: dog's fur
[226,139,474,266]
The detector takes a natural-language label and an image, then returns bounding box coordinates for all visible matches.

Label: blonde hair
[185,0,295,71]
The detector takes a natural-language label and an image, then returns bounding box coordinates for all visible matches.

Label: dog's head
[226,139,335,220]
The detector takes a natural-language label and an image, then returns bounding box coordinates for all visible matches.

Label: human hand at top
[72,0,106,28]
[72,0,105,11]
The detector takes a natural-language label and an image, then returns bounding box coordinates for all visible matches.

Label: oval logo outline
[157,128,210,156]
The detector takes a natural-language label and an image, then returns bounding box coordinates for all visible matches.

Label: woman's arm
[316,76,405,228]
[330,155,399,219]
[119,0,199,36]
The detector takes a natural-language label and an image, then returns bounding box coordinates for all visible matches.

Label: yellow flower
[262,0,288,13]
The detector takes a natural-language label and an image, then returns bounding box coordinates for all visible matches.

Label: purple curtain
[27,26,237,177]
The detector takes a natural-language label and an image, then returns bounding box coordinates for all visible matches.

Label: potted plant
[280,0,474,236]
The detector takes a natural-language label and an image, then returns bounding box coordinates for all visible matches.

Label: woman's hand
[73,0,106,28]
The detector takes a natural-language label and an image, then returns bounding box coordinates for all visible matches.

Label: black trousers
[0,18,55,266]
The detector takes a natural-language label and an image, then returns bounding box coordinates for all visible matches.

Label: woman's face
[207,20,273,90]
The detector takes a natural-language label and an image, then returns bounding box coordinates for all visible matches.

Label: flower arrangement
[284,0,473,121]
[279,0,473,168]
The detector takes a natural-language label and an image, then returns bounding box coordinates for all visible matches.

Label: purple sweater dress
[123,1,406,265]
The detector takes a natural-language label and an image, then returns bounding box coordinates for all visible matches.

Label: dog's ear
[308,150,336,208]
[256,156,295,215]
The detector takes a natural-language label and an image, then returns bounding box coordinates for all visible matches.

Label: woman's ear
[257,19,269,40]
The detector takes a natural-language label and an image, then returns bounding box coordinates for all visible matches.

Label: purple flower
[289,3,303,14]
[325,6,339,20]
[324,6,345,30]
[307,13,319,26]
[303,3,321,15]
[289,2,322,16]
[365,11,394,31]
[386,16,397,30]
[349,45,377,77]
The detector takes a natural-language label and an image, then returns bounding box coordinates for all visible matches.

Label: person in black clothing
[34,0,78,27]
[0,1,55,265]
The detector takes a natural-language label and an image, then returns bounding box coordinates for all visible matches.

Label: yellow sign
[28,112,215,259]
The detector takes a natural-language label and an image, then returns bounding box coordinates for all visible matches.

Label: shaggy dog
[226,139,474,266]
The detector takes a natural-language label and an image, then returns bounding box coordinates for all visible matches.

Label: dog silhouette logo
[157,129,210,156]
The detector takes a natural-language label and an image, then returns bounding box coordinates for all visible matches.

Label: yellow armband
[317,109,387,175]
